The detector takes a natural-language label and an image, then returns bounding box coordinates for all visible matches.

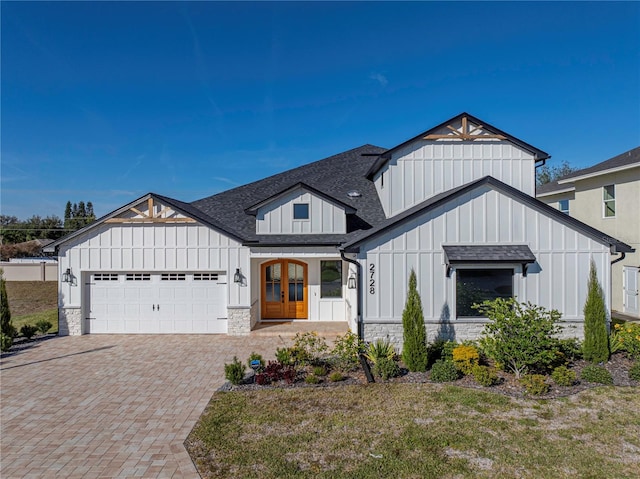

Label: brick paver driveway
[1,335,278,478]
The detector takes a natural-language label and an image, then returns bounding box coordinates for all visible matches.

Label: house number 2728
[369,263,375,294]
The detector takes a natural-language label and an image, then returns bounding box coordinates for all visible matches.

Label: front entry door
[261,260,308,319]
[623,266,639,317]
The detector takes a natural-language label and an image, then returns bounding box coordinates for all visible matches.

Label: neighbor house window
[559,199,569,215]
[293,203,309,220]
[320,260,342,298]
[603,185,616,217]
[456,269,513,318]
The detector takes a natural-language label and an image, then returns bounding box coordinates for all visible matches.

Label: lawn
[4,281,58,334]
[187,384,640,479]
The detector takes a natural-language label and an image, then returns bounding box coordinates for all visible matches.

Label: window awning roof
[443,245,536,264]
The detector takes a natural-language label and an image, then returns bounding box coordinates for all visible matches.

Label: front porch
[250,321,349,338]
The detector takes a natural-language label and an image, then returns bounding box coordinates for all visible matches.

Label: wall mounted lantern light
[233,268,242,284]
[347,273,357,289]
[62,268,72,283]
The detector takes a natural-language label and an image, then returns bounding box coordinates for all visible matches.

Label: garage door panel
[87,272,228,334]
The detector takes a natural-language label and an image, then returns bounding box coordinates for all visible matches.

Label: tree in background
[0,215,64,244]
[582,260,609,363]
[66,200,96,231]
[402,269,428,372]
[536,160,576,186]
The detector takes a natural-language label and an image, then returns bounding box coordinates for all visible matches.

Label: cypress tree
[402,269,428,371]
[64,201,72,229]
[1,273,14,337]
[583,259,609,363]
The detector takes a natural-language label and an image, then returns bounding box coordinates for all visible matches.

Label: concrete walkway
[0,335,283,478]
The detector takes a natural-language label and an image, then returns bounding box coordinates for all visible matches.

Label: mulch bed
[222,353,638,399]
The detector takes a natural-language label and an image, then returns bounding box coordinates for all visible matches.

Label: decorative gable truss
[105,197,196,224]
[424,115,507,142]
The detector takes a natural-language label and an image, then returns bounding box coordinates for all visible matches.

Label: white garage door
[86,272,228,334]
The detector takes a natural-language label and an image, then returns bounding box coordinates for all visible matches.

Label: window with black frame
[320,260,342,298]
[456,269,513,317]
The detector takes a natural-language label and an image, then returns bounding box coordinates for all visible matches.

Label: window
[293,203,309,220]
[193,273,219,281]
[126,273,150,281]
[558,199,569,215]
[320,260,342,298]
[603,185,615,217]
[161,273,186,281]
[456,269,513,318]
[94,273,119,281]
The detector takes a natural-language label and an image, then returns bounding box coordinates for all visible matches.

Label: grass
[187,384,640,479]
[4,281,58,335]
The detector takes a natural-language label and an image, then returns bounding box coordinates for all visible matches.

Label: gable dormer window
[293,203,309,220]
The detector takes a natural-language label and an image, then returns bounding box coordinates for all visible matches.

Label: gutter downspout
[340,250,363,340]
[611,252,626,265]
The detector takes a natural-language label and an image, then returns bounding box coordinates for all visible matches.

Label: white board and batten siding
[374,141,536,217]
[57,222,251,313]
[256,188,347,235]
[360,185,611,325]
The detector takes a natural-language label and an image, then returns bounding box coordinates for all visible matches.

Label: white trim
[535,186,575,198]
[557,162,640,184]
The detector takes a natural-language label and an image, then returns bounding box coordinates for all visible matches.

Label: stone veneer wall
[59,308,83,336]
[363,320,585,350]
[227,306,252,336]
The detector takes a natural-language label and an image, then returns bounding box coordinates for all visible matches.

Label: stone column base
[227,307,252,336]
[59,308,83,336]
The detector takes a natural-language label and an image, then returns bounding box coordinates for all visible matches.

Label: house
[536,147,640,318]
[45,113,634,345]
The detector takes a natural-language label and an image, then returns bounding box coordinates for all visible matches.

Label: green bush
[293,331,328,365]
[581,365,613,385]
[558,338,583,363]
[247,352,265,370]
[551,365,577,387]
[477,298,563,378]
[365,339,396,365]
[471,364,499,386]
[35,320,53,334]
[427,339,457,366]
[20,324,38,339]
[329,371,345,382]
[305,374,320,384]
[582,260,609,363]
[0,332,12,352]
[312,365,328,377]
[0,275,14,339]
[402,269,428,372]
[520,374,550,396]
[224,356,246,385]
[373,357,401,380]
[331,331,364,372]
[430,360,459,383]
[275,347,294,366]
[629,362,640,381]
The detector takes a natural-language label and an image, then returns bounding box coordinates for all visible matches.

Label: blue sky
[2,1,639,220]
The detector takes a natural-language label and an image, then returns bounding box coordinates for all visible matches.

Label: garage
[86,272,228,334]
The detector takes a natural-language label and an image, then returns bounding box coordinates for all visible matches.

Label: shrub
[610,322,640,359]
[373,357,401,380]
[558,338,583,363]
[329,371,345,382]
[35,320,53,334]
[224,356,246,385]
[427,339,457,366]
[247,352,265,370]
[275,347,294,366]
[552,365,577,387]
[452,344,480,375]
[282,367,297,384]
[365,339,396,366]
[331,331,364,371]
[430,360,459,383]
[0,332,12,352]
[520,374,550,396]
[582,260,609,363]
[471,364,499,386]
[581,365,613,385]
[477,298,563,378]
[265,361,285,381]
[305,374,320,384]
[402,269,428,372]
[0,275,14,339]
[255,373,270,385]
[312,365,328,376]
[629,362,640,381]
[20,324,38,340]
[293,331,328,365]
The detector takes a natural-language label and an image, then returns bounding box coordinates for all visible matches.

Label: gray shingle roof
[190,144,387,244]
[443,245,536,263]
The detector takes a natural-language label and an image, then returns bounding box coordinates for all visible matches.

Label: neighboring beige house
[537,147,640,318]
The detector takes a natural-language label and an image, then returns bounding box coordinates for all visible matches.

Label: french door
[261,259,307,319]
